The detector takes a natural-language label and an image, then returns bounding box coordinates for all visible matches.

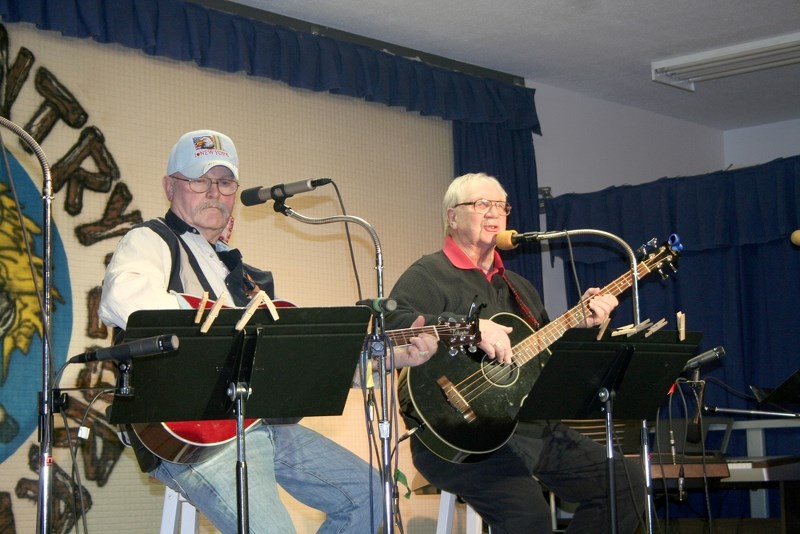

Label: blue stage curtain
[454,121,542,290]
[545,155,800,519]
[0,0,543,290]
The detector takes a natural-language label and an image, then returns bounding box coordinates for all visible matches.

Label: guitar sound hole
[480,358,519,387]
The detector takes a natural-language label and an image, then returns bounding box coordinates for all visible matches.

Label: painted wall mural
[0,18,451,532]
[0,22,141,532]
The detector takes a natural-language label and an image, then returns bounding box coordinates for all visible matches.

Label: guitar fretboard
[511,254,661,367]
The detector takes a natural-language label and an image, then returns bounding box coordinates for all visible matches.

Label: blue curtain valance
[0,0,540,132]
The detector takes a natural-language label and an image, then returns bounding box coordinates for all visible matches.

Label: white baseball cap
[167,130,239,180]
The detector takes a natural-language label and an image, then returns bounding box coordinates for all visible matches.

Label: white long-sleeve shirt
[99,224,236,329]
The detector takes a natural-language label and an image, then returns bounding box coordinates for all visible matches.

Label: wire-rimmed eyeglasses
[453,198,512,215]
[172,175,240,196]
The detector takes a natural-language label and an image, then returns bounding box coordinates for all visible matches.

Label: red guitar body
[130,295,295,464]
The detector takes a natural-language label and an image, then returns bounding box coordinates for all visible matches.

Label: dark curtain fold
[545,155,800,518]
[454,120,542,290]
[0,0,543,291]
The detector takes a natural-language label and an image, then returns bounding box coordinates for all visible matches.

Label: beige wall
[0,21,454,533]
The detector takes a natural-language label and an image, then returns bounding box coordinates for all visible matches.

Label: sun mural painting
[0,154,72,462]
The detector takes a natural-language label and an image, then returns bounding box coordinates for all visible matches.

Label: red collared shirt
[442,235,505,282]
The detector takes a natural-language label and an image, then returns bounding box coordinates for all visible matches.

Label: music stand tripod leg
[230,381,250,534]
[228,329,256,534]
[600,387,619,534]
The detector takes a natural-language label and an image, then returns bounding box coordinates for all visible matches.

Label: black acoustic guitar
[398,237,681,463]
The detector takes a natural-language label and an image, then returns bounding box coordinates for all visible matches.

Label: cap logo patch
[192,135,230,158]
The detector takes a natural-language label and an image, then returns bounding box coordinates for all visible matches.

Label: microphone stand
[0,117,55,533]
[273,201,395,532]
[704,406,800,418]
[533,228,650,534]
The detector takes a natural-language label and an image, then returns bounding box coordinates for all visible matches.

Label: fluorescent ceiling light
[651,31,800,91]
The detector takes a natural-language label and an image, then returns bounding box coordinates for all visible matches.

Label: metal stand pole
[640,419,655,534]
[600,387,618,534]
[229,381,251,534]
[273,202,394,532]
[0,117,55,533]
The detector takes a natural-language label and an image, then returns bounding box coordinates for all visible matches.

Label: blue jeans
[151,423,382,533]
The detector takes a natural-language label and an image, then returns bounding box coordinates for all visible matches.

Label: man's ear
[446,208,457,229]
[163,175,174,200]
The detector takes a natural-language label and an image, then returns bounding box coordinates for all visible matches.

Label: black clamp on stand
[108,305,372,533]
[517,328,701,534]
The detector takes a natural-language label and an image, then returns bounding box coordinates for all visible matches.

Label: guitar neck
[386,325,441,347]
[514,261,651,366]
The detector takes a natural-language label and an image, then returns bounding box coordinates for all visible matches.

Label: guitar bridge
[436,376,476,422]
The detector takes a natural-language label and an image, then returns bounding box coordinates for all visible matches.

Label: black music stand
[751,367,800,408]
[517,328,702,533]
[108,305,372,533]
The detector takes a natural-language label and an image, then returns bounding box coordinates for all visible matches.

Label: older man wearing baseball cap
[99,129,438,532]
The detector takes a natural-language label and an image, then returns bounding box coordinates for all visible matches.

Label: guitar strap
[144,216,276,307]
[141,217,219,300]
[499,271,540,330]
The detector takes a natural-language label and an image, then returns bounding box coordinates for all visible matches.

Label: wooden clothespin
[261,292,280,321]
[596,316,611,340]
[676,311,686,341]
[235,290,267,331]
[193,291,209,324]
[626,318,653,337]
[611,323,636,337]
[645,318,668,337]
[200,290,228,333]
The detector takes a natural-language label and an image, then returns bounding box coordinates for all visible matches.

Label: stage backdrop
[0,21,456,533]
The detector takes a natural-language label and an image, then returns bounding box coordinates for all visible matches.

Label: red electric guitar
[128,295,479,464]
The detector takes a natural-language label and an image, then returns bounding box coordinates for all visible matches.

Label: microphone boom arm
[274,204,385,297]
[535,229,641,325]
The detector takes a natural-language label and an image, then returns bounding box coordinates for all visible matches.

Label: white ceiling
[215,0,800,131]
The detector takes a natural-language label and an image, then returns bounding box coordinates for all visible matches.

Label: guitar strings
[449,292,618,405]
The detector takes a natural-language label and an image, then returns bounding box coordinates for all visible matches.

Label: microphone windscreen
[240,187,267,206]
[495,230,518,250]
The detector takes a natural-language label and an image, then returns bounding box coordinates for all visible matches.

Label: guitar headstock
[435,315,481,355]
[639,234,683,279]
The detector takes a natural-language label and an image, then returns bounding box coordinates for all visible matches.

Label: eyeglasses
[172,175,239,196]
[453,198,512,216]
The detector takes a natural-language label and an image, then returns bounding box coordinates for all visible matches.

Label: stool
[160,486,199,534]
[436,490,485,534]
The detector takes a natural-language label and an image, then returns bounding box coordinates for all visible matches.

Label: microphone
[496,230,521,250]
[68,334,179,364]
[683,346,725,372]
[240,178,332,205]
[496,229,558,250]
[683,347,723,444]
[357,297,397,313]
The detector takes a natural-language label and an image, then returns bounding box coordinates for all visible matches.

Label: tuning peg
[637,237,658,256]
